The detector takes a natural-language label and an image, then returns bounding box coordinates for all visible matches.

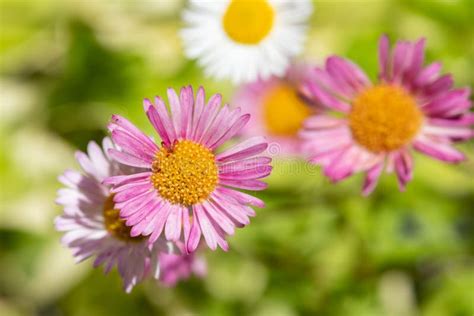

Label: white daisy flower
[181,0,313,84]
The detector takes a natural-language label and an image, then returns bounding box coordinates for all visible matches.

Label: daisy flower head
[105,85,272,253]
[233,62,316,156]
[301,35,473,195]
[55,137,170,293]
[181,0,313,84]
[159,242,207,287]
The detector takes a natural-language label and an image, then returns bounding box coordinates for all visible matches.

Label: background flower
[301,36,473,195]
[233,62,316,156]
[181,0,313,83]
[55,138,170,293]
[159,242,207,287]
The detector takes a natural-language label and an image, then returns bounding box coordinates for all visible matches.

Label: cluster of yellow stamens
[263,84,312,136]
[103,195,143,242]
[222,0,275,44]
[151,140,219,206]
[349,84,423,153]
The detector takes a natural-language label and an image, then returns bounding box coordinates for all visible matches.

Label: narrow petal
[180,86,194,139]
[165,206,183,241]
[216,136,268,163]
[219,178,268,191]
[413,137,465,162]
[110,115,158,152]
[362,162,384,196]
[108,149,151,168]
[378,35,390,81]
[186,207,202,253]
[394,150,413,191]
[144,99,172,146]
[216,187,265,208]
[305,81,351,112]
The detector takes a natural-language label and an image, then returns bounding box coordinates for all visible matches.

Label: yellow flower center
[151,140,218,206]
[263,84,312,136]
[349,84,423,153]
[103,195,144,242]
[222,0,275,44]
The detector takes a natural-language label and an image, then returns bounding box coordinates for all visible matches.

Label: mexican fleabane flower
[105,86,272,253]
[55,138,170,293]
[159,242,207,287]
[233,63,316,155]
[300,35,473,195]
[181,0,313,84]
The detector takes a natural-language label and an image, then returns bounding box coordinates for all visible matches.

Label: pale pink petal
[378,35,390,81]
[215,187,265,208]
[108,149,150,168]
[219,178,268,191]
[216,136,268,162]
[165,206,183,241]
[413,137,465,162]
[362,162,384,196]
[167,88,182,138]
[179,85,194,139]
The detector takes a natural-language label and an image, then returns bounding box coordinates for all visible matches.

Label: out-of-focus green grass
[0,1,473,315]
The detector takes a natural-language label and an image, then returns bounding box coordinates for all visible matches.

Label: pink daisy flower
[159,242,207,287]
[55,138,170,293]
[105,85,272,253]
[300,35,473,195]
[233,63,316,155]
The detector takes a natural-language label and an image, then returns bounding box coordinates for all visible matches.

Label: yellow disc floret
[222,0,275,44]
[349,84,423,153]
[151,140,218,206]
[103,195,143,242]
[263,84,312,136]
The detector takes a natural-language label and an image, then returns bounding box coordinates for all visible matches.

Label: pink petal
[394,150,413,191]
[219,178,268,191]
[165,206,183,241]
[392,41,411,83]
[108,149,151,168]
[219,165,272,180]
[422,125,473,140]
[194,93,222,143]
[216,136,268,163]
[179,85,194,139]
[144,99,171,147]
[186,208,202,253]
[209,112,251,150]
[109,115,158,152]
[218,157,272,174]
[190,87,206,141]
[414,62,442,89]
[167,88,182,138]
[202,200,235,235]
[110,129,155,163]
[303,115,346,129]
[326,56,370,97]
[103,172,151,186]
[413,137,465,162]
[378,35,390,81]
[404,38,425,85]
[148,201,173,243]
[194,204,217,250]
[200,104,232,146]
[210,192,251,226]
[362,162,384,196]
[215,187,265,208]
[305,80,351,112]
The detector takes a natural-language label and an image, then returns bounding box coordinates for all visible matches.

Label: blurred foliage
[0,0,473,315]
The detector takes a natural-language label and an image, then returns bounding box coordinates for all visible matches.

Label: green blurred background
[1,0,473,315]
